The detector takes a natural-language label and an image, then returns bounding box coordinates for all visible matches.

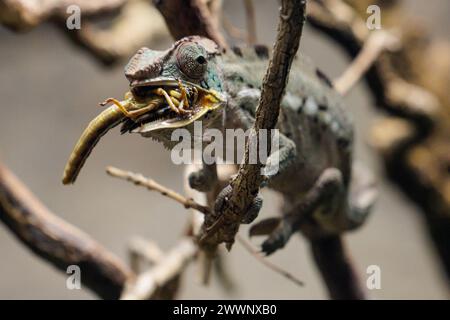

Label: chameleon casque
[63,36,377,254]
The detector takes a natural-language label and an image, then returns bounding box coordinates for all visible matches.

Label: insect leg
[152,88,180,114]
[100,98,133,118]
[177,79,190,108]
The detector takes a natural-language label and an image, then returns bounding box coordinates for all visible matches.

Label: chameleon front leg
[261,133,297,187]
[193,131,296,220]
[250,167,344,255]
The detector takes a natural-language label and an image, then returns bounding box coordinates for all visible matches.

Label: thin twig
[236,235,304,287]
[334,30,400,95]
[243,0,257,44]
[307,0,438,120]
[128,236,165,273]
[222,0,257,44]
[222,15,247,41]
[106,166,211,215]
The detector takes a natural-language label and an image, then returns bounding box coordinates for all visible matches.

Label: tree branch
[106,166,211,215]
[107,165,302,289]
[307,0,438,123]
[121,237,197,300]
[243,0,257,44]
[236,235,304,287]
[0,162,133,299]
[153,0,228,49]
[310,236,365,299]
[334,30,400,95]
[0,0,127,31]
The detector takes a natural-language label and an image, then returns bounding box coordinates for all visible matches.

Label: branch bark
[153,0,228,49]
[243,0,257,44]
[65,1,169,65]
[308,0,438,123]
[310,236,365,299]
[334,30,400,95]
[106,166,211,215]
[0,163,133,299]
[0,0,127,31]
[121,237,197,300]
[308,0,450,282]
[199,0,307,250]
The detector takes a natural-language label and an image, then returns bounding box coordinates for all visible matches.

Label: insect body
[62,94,162,184]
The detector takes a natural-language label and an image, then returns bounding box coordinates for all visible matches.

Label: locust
[62,78,224,185]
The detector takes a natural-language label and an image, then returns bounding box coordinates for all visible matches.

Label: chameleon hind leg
[250,167,344,255]
[250,165,377,255]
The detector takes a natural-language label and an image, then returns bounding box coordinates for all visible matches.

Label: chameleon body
[64,36,376,254]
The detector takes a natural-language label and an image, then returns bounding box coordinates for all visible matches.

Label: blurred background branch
[308,0,450,283]
[0,162,134,299]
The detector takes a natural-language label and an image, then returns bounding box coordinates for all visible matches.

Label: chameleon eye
[176,43,208,80]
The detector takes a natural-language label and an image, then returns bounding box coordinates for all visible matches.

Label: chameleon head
[121,36,227,145]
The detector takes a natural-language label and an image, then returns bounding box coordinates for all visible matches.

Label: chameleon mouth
[121,79,225,134]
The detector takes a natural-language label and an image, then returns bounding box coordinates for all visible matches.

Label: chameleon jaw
[122,79,226,133]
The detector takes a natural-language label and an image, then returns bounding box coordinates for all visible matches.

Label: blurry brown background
[0,0,449,299]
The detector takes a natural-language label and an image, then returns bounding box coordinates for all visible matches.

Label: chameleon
[62,36,377,255]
